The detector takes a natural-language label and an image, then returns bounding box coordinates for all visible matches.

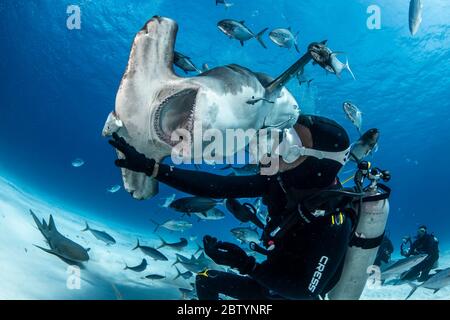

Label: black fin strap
[350,232,385,249]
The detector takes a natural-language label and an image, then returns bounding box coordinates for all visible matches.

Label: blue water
[1,0,449,250]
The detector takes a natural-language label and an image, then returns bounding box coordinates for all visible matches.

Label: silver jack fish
[218,19,268,48]
[269,27,300,52]
[409,0,423,36]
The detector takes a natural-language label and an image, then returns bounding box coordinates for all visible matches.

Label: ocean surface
[0,0,449,299]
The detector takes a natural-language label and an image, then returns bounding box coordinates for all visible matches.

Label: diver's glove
[108,133,156,176]
[203,235,256,275]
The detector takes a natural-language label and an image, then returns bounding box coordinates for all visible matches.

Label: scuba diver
[400,225,439,282]
[108,115,389,300]
[374,234,394,267]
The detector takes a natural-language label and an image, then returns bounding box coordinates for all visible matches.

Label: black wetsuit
[374,236,394,267]
[153,116,353,300]
[401,233,439,281]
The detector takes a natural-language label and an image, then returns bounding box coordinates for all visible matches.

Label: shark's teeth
[154,88,198,147]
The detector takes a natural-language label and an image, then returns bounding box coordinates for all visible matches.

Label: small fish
[406,268,450,299]
[343,101,363,135]
[215,0,234,9]
[157,236,188,251]
[124,258,148,272]
[160,194,176,208]
[189,235,198,242]
[298,78,314,87]
[144,274,166,280]
[192,208,225,221]
[226,199,265,229]
[174,51,201,74]
[150,219,193,232]
[246,96,275,105]
[269,27,300,52]
[179,287,197,300]
[349,128,380,163]
[82,222,116,245]
[174,267,193,280]
[409,0,423,36]
[230,226,261,244]
[132,239,168,261]
[71,158,85,168]
[202,63,210,72]
[102,111,123,137]
[107,185,121,193]
[169,197,219,215]
[217,19,268,48]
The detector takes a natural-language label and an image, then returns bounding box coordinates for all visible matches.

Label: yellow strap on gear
[197,269,209,277]
[331,215,335,225]
[342,175,355,185]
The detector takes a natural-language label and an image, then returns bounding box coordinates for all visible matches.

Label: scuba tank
[328,161,391,300]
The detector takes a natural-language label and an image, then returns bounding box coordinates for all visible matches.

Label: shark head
[104,16,300,200]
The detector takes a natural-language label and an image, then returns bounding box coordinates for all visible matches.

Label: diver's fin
[255,28,268,49]
[265,48,314,94]
[132,239,140,251]
[82,221,90,232]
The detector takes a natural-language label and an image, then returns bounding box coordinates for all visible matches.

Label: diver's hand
[203,235,256,275]
[108,133,156,175]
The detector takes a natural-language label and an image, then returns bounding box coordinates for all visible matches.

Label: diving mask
[274,127,351,165]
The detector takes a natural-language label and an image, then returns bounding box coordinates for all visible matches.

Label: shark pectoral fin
[34,245,58,256]
[240,40,244,47]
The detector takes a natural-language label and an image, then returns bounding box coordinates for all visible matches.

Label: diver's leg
[251,215,352,299]
[417,255,438,282]
[195,270,269,300]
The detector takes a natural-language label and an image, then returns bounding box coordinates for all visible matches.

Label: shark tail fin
[174,266,182,280]
[345,57,356,80]
[149,218,161,232]
[157,235,167,249]
[255,28,268,49]
[171,257,180,267]
[48,215,57,232]
[82,221,90,232]
[405,282,419,300]
[132,239,140,251]
[30,209,44,231]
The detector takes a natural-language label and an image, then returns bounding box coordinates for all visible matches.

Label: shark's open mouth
[154,88,198,146]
